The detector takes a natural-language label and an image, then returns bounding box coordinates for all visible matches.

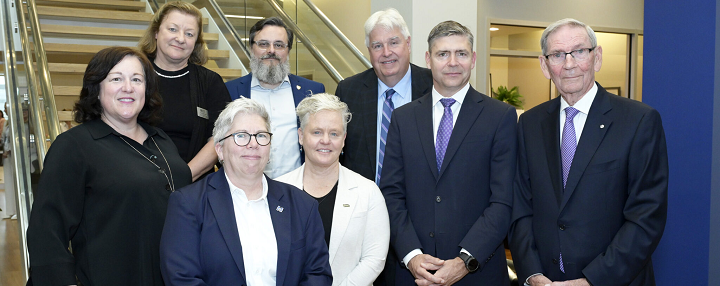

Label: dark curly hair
[73,46,163,125]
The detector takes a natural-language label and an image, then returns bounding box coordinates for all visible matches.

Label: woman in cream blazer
[277,93,390,286]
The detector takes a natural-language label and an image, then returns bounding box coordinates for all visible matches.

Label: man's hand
[551,278,591,286]
[427,257,468,286]
[408,254,445,285]
[527,274,553,286]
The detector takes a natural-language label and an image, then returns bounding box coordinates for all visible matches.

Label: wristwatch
[458,252,479,273]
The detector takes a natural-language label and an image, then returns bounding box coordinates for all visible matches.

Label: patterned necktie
[561,107,580,188]
[436,98,456,171]
[376,88,395,184]
[559,106,579,274]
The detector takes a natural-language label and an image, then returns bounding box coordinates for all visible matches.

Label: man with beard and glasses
[226,17,325,179]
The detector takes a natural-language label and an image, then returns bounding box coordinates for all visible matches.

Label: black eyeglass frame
[544,47,596,63]
[251,40,289,50]
[219,131,274,147]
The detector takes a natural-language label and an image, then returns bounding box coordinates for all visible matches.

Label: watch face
[468,258,479,271]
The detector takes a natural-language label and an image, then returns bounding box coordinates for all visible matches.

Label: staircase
[28,0,245,124]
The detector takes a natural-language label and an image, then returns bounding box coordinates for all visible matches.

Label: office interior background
[1,0,718,285]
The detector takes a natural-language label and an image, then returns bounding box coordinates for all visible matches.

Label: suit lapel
[414,93,439,180]
[288,74,306,107]
[328,166,359,264]
[410,64,432,100]
[268,179,291,286]
[237,74,252,99]
[206,171,247,281]
[362,71,380,169]
[541,98,563,206]
[438,88,484,177]
[560,89,613,211]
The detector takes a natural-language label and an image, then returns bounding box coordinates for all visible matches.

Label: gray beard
[250,55,290,85]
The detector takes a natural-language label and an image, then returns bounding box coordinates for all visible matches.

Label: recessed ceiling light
[489,27,499,31]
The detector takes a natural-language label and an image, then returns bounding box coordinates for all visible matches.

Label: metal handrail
[301,0,370,69]
[24,0,62,142]
[207,0,252,63]
[15,0,47,170]
[264,0,343,83]
[2,0,35,281]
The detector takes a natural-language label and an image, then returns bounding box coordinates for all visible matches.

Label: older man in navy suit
[225,17,325,179]
[509,18,668,286]
[381,21,516,286]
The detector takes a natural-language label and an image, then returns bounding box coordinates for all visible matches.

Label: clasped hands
[408,254,468,286]
[528,274,591,286]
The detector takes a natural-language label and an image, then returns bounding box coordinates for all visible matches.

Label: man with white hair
[335,8,433,285]
[509,18,668,286]
[226,17,325,179]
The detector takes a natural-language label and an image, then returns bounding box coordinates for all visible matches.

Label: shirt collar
[431,83,470,107]
[251,73,291,90]
[225,172,270,203]
[87,118,162,140]
[560,82,597,115]
[377,64,412,101]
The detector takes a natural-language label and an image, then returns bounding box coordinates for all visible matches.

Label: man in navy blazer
[159,168,332,285]
[509,19,668,286]
[381,21,516,286]
[225,17,325,178]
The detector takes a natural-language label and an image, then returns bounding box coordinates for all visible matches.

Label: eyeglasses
[253,40,288,50]
[544,47,595,65]
[219,131,273,146]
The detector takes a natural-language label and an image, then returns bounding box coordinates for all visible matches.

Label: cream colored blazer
[277,164,390,286]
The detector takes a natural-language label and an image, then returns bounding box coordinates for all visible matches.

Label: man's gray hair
[364,8,410,47]
[296,93,352,132]
[540,18,598,56]
[427,20,474,52]
[213,97,271,144]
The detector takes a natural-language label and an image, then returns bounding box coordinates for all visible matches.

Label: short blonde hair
[296,93,352,132]
[138,1,208,65]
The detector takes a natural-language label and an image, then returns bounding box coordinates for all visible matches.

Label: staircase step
[44,43,229,60]
[35,6,209,25]
[40,24,219,42]
[47,63,242,80]
[53,85,80,96]
[36,0,146,11]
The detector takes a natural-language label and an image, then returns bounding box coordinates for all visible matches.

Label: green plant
[493,85,524,109]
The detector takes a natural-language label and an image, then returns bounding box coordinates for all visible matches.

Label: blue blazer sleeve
[160,189,209,286]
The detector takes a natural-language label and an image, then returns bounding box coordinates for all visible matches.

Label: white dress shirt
[402,82,473,266]
[226,173,278,286]
[559,82,598,145]
[250,74,302,179]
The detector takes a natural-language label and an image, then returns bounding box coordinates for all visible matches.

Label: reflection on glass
[489,25,543,52]
[489,56,549,111]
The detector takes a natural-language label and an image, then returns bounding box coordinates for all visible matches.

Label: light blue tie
[376,88,395,185]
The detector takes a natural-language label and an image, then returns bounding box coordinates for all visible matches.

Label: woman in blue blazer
[160,98,332,285]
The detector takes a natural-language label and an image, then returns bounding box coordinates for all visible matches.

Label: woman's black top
[154,63,231,163]
[309,181,338,246]
[26,119,192,286]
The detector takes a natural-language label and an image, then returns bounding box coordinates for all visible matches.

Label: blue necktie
[376,88,395,184]
[436,98,456,171]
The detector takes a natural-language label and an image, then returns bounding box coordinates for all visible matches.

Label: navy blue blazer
[509,83,668,286]
[225,73,326,104]
[160,168,332,286]
[380,87,516,285]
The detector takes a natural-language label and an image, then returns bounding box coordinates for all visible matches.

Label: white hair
[213,97,271,144]
[364,8,410,47]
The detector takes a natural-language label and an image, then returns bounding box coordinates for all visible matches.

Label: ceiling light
[489,27,499,31]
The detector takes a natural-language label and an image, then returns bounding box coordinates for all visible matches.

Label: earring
[300,145,303,151]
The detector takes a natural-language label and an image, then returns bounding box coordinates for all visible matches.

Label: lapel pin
[276,206,284,212]
[296,85,301,90]
[343,204,350,207]
[600,124,605,129]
